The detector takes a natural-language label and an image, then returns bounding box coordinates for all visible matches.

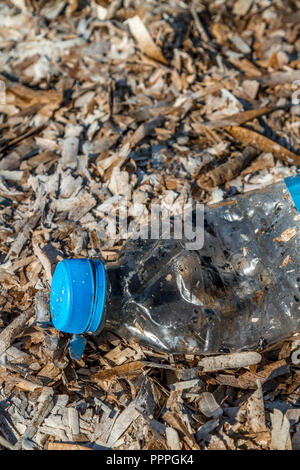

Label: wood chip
[91,361,145,381]
[162,411,200,450]
[0,308,34,357]
[196,419,220,442]
[127,16,168,65]
[226,126,300,166]
[206,107,274,129]
[170,379,202,391]
[6,213,41,260]
[0,367,42,392]
[107,401,141,447]
[270,409,292,450]
[166,426,181,450]
[68,407,80,436]
[199,351,262,372]
[246,380,267,433]
[197,147,259,189]
[197,392,223,419]
[48,442,92,450]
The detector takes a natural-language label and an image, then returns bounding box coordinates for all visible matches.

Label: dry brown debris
[0,0,299,451]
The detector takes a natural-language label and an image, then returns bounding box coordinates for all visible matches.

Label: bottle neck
[101,263,124,332]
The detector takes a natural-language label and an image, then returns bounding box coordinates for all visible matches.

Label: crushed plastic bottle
[47,175,300,358]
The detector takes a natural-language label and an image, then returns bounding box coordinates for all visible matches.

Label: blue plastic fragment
[285,173,300,214]
[69,334,87,361]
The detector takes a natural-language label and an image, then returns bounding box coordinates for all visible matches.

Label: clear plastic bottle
[48,175,300,357]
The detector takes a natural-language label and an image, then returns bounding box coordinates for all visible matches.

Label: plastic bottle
[48,174,300,358]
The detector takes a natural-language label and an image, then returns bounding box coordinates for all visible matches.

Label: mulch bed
[0,0,299,450]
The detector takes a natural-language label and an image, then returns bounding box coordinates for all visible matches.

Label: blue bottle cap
[285,174,300,214]
[50,258,106,334]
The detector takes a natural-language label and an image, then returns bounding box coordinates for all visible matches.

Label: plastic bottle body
[103,179,300,354]
[49,177,300,355]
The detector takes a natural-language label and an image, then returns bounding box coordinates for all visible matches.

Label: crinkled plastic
[103,180,300,354]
